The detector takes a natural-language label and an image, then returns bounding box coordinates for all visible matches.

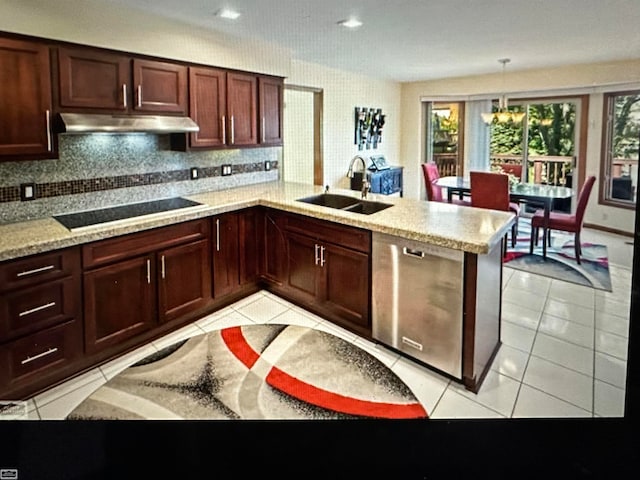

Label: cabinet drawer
[1,277,80,341]
[284,214,371,253]
[0,247,80,292]
[83,219,210,268]
[0,320,83,388]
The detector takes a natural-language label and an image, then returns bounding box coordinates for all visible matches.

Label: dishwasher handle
[402,247,425,259]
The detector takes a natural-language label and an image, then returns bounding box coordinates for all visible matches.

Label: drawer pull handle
[161,255,166,279]
[21,347,58,365]
[137,84,142,107]
[19,302,56,317]
[16,265,55,277]
[402,247,425,259]
[216,218,220,251]
[230,115,235,144]
[320,245,326,266]
[146,259,151,284]
[123,84,128,108]
[314,243,319,265]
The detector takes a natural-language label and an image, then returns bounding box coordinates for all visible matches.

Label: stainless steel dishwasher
[371,232,464,379]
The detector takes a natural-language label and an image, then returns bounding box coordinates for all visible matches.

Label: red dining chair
[530,175,596,264]
[422,163,471,206]
[470,171,518,252]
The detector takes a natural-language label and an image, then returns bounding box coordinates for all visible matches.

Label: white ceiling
[107,0,640,82]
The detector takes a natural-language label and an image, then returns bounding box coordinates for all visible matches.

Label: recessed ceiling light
[337,18,362,28]
[217,8,241,20]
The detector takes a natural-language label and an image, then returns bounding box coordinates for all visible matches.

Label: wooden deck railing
[490,154,574,186]
[433,154,460,176]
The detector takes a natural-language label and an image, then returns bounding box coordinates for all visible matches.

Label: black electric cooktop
[54,197,203,230]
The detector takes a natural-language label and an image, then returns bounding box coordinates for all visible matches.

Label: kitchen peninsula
[0,181,514,399]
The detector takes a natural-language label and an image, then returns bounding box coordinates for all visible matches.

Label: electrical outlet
[190,167,199,180]
[264,160,271,171]
[20,183,36,201]
[221,164,232,176]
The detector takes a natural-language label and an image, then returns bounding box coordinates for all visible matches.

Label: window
[601,91,640,208]
[426,102,465,176]
[488,97,581,212]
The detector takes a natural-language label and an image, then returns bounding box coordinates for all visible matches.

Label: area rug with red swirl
[66,324,428,420]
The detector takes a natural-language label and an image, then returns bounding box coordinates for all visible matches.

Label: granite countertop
[0,181,515,262]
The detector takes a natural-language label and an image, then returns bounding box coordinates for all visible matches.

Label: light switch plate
[190,167,199,180]
[264,160,271,171]
[221,164,232,176]
[20,183,36,201]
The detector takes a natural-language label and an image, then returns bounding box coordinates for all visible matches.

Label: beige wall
[401,60,640,234]
[287,60,402,191]
[0,0,290,76]
[283,89,315,185]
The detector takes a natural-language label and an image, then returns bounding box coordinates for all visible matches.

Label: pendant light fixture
[481,58,526,125]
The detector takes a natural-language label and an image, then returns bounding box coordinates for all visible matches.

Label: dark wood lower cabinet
[158,239,211,323]
[83,255,156,354]
[212,213,240,298]
[319,242,369,329]
[272,211,372,335]
[258,208,287,287]
[285,232,320,304]
[0,207,375,399]
[83,220,214,355]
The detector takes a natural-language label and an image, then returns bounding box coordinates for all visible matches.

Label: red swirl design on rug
[221,326,427,419]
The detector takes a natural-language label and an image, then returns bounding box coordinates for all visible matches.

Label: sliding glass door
[489,97,581,212]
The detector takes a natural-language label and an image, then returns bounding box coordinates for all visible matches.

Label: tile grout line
[508,282,548,418]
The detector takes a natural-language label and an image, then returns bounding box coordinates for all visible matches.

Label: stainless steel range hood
[58,113,199,134]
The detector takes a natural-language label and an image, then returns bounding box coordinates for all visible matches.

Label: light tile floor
[16,227,633,420]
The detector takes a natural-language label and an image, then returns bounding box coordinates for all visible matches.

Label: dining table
[434,175,574,259]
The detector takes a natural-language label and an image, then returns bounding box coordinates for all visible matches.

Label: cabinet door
[212,214,240,298]
[188,66,227,148]
[239,208,259,286]
[83,255,156,354]
[57,47,129,111]
[227,72,258,146]
[319,243,370,328]
[258,76,283,145]
[133,59,187,114]
[158,239,211,323]
[259,209,287,286]
[285,232,320,304]
[0,38,53,157]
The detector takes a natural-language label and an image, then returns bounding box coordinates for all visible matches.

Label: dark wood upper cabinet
[132,58,187,114]
[227,72,258,146]
[188,66,227,148]
[0,37,54,159]
[57,47,129,110]
[55,47,187,115]
[259,76,283,145]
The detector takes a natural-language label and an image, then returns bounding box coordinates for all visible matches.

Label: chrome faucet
[347,155,370,199]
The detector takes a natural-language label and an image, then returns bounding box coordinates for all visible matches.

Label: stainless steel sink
[297,193,361,209]
[296,193,392,215]
[342,201,393,215]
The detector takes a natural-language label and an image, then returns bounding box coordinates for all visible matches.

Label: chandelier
[481,58,526,125]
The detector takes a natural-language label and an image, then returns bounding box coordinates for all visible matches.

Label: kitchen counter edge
[0,182,515,262]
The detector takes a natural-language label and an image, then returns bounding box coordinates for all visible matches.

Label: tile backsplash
[0,134,280,224]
